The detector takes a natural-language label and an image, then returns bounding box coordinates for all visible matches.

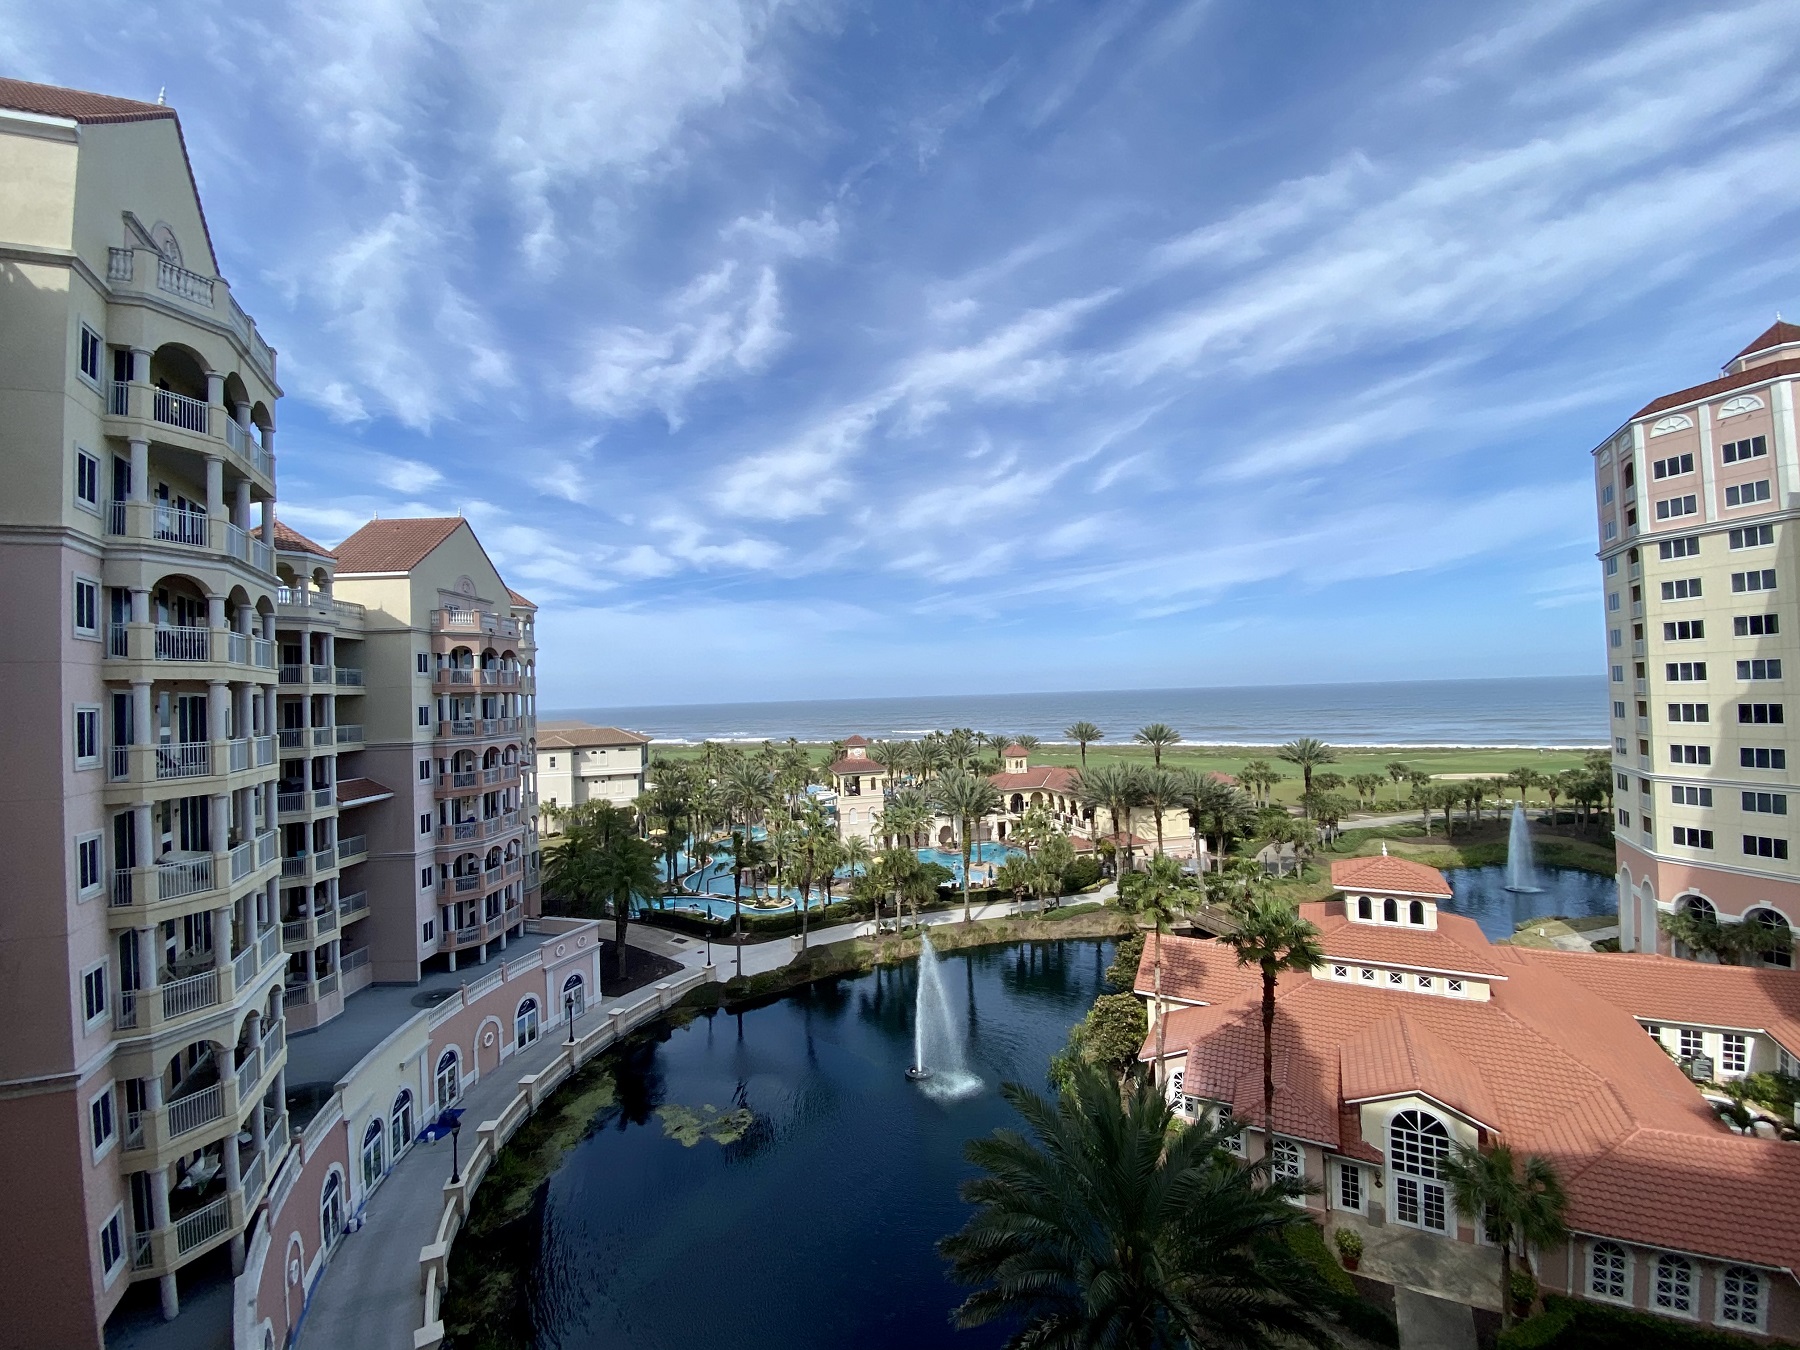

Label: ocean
[549,676,1607,748]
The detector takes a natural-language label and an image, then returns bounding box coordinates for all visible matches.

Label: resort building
[828,736,893,842]
[0,77,288,1348]
[1139,855,1800,1335]
[1592,322,1800,958]
[829,737,1095,849]
[536,721,650,829]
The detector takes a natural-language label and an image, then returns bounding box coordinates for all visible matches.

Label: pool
[663,841,1027,919]
[919,842,1022,871]
[1443,865,1618,942]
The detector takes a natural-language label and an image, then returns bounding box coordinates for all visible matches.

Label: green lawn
[654,741,1598,809]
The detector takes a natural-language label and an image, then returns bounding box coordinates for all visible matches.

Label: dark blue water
[1445,865,1619,940]
[552,675,1605,748]
[530,940,1116,1350]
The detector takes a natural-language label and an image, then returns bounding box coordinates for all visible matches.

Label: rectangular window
[1744,835,1789,860]
[1612,664,1625,683]
[1671,826,1713,849]
[1670,785,1713,806]
[420,813,431,836]
[1666,662,1706,681]
[75,449,101,511]
[1602,483,1616,503]
[1725,479,1772,508]
[1722,1033,1748,1074]
[1605,556,1619,576]
[73,577,99,637]
[1659,536,1701,559]
[417,652,429,674]
[1739,703,1784,725]
[76,833,103,895]
[1743,792,1788,815]
[1735,614,1779,636]
[417,706,430,727]
[99,1211,124,1279]
[78,323,102,384]
[1667,703,1708,723]
[1738,659,1783,681]
[81,964,106,1025]
[1679,1028,1703,1059]
[1663,620,1705,640]
[1609,627,1623,649]
[1604,520,1618,540]
[419,759,431,781]
[1743,747,1788,770]
[74,706,100,767]
[1722,435,1768,464]
[1652,453,1694,479]
[1608,591,1621,611]
[1660,578,1701,600]
[1655,494,1698,520]
[1669,744,1711,765]
[90,1086,115,1157]
[1730,524,1775,549]
[1613,701,1626,720]
[1731,570,1778,593]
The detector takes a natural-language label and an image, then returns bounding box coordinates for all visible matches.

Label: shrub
[1498,1294,1779,1350]
[1333,1227,1363,1260]
[1741,1070,1800,1113]
[1062,856,1103,893]
[1284,1222,1398,1346]
[1509,1266,1538,1307]
[1105,932,1145,990]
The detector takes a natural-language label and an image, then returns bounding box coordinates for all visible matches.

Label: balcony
[279,850,337,882]
[106,501,276,575]
[433,608,521,641]
[432,667,520,692]
[273,587,366,624]
[105,623,276,672]
[337,834,368,865]
[277,787,335,817]
[437,820,482,845]
[338,890,369,920]
[335,724,364,748]
[107,740,276,794]
[437,906,523,954]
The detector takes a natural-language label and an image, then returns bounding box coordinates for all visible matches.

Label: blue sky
[11,0,1800,709]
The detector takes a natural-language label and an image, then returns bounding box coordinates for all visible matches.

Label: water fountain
[908,936,982,1100]
[1504,803,1542,893]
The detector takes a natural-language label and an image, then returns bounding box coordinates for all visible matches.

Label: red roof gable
[1329,855,1453,899]
[1632,357,1800,421]
[1731,319,1800,364]
[273,518,336,558]
[333,517,466,573]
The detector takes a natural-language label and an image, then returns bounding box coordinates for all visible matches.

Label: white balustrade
[157,856,214,901]
[152,386,209,433]
[155,741,212,780]
[161,968,220,1020]
[157,257,215,306]
[154,625,210,662]
[174,1195,230,1256]
[167,1083,224,1139]
[230,839,255,881]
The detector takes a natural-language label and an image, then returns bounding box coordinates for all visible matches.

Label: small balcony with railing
[109,829,278,918]
[102,338,275,483]
[112,923,281,1040]
[104,497,274,576]
[105,620,276,674]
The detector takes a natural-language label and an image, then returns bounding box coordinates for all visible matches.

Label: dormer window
[1409,901,1425,925]
[1383,898,1398,923]
[1357,896,1371,920]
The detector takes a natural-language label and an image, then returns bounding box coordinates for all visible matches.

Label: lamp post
[450,1117,462,1184]
[565,991,576,1044]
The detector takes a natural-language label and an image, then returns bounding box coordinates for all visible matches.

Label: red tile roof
[1731,320,1800,364]
[538,724,651,749]
[335,777,393,806]
[990,765,1079,793]
[843,735,869,747]
[506,587,535,610]
[1002,743,1028,757]
[1340,1014,1502,1128]
[333,517,466,573]
[829,756,885,776]
[1633,357,1800,420]
[273,519,336,558]
[1134,932,1266,1006]
[0,77,173,124]
[1308,900,1507,978]
[1329,855,1453,899]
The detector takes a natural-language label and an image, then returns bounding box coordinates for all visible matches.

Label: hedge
[1498,1295,1793,1350]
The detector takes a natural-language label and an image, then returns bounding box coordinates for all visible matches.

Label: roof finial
[156,87,166,106]
[1381,842,1389,856]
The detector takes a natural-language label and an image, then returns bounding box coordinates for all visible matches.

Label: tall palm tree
[1118,854,1193,1081]
[541,801,660,982]
[1138,766,1185,857]
[879,787,931,851]
[1135,722,1183,767]
[867,738,909,795]
[911,735,949,787]
[718,830,767,978]
[841,833,872,879]
[1440,1144,1568,1329]
[1505,767,1541,808]
[1064,720,1104,768]
[1075,762,1149,872]
[1221,894,1323,1137]
[1384,761,1410,799]
[932,771,1002,923]
[941,1064,1332,1350]
[1275,738,1336,815]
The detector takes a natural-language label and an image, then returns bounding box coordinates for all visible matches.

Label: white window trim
[74,447,101,514]
[74,705,101,770]
[73,574,100,640]
[1652,1252,1699,1320]
[79,960,107,1029]
[100,1206,126,1286]
[1337,1161,1365,1213]
[75,831,104,898]
[1718,1264,1769,1332]
[76,323,104,392]
[1586,1240,1633,1305]
[90,1083,117,1163]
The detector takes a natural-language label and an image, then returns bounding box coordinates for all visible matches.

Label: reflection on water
[1445,865,1618,941]
[530,939,1115,1350]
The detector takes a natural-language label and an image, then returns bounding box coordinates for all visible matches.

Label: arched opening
[1388,1109,1451,1233]
[434,1048,460,1107]
[515,997,540,1050]
[1653,1253,1695,1316]
[1678,893,1717,922]
[1746,907,1793,968]
[320,1170,344,1251]
[1382,898,1397,923]
[1409,900,1425,925]
[360,1119,385,1191]
[389,1090,414,1158]
[1010,793,1024,814]
[562,973,586,1020]
[1356,896,1372,920]
[1588,1241,1629,1302]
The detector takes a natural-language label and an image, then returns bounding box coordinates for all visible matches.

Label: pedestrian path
[1394,1287,1477,1350]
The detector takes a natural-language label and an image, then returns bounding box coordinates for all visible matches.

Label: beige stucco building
[535,721,649,829]
[1592,322,1800,959]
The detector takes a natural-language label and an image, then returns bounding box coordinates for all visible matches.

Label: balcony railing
[154,505,207,548]
[175,1194,231,1257]
[109,379,131,415]
[309,664,330,684]
[259,925,281,965]
[273,587,366,621]
[162,968,220,1020]
[341,946,370,971]
[278,665,302,684]
[232,942,257,988]
[158,257,215,306]
[256,829,277,867]
[155,625,210,662]
[278,729,304,749]
[281,918,309,943]
[440,771,478,791]
[316,973,339,999]
[439,821,480,844]
[334,667,363,686]
[168,1083,224,1139]
[277,792,306,814]
[153,387,209,435]
[335,724,363,745]
[312,728,334,748]
[338,890,368,917]
[157,741,211,780]
[158,856,215,902]
[337,835,366,862]
[229,738,251,773]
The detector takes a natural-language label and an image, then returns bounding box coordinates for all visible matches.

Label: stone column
[151,1154,178,1318]
[128,438,149,505]
[205,369,225,412]
[208,681,230,749]
[131,588,150,625]
[210,794,230,856]
[130,346,152,390]
[132,804,153,876]
[225,1132,246,1273]
[261,499,275,549]
[214,904,234,970]
[140,928,162,992]
[132,682,152,751]
[233,477,250,530]
[204,454,225,527]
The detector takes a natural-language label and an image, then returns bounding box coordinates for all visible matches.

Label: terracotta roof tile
[1329,855,1453,898]
[1731,320,1800,364]
[1307,901,1506,978]
[537,724,651,749]
[990,766,1079,793]
[1002,743,1028,757]
[1340,1014,1502,1127]
[332,517,466,573]
[0,77,173,124]
[506,587,535,610]
[1134,932,1265,1007]
[334,777,392,806]
[1632,357,1800,420]
[829,756,885,776]
[273,518,335,558]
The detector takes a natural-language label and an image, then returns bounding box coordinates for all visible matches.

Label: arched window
[1720,1265,1765,1328]
[515,997,540,1050]
[1588,1242,1629,1301]
[1382,898,1397,923]
[562,973,586,1019]
[1409,900,1425,925]
[320,1171,344,1249]
[1654,1253,1695,1316]
[1388,1110,1450,1232]
[435,1048,460,1107]
[361,1119,385,1191]
[1270,1138,1304,1183]
[1678,894,1717,922]
[1747,908,1792,968]
[390,1090,414,1158]
[1356,896,1371,920]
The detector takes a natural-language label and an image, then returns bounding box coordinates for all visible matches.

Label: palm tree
[841,834,872,879]
[1440,1144,1568,1329]
[1118,854,1193,1081]
[541,801,661,982]
[932,771,1002,923]
[867,738,909,794]
[1064,720,1104,768]
[1275,738,1336,814]
[1075,762,1148,872]
[1384,761,1410,800]
[941,1064,1332,1350]
[911,735,949,787]
[718,830,767,978]
[1188,776,1256,860]
[1238,759,1272,806]
[1138,766,1185,857]
[1348,773,1384,810]
[1134,722,1182,767]
[1505,768,1541,808]
[1221,894,1323,1136]
[1409,773,1436,835]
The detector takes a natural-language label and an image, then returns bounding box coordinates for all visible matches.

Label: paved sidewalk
[1394,1287,1476,1350]
[298,986,660,1350]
